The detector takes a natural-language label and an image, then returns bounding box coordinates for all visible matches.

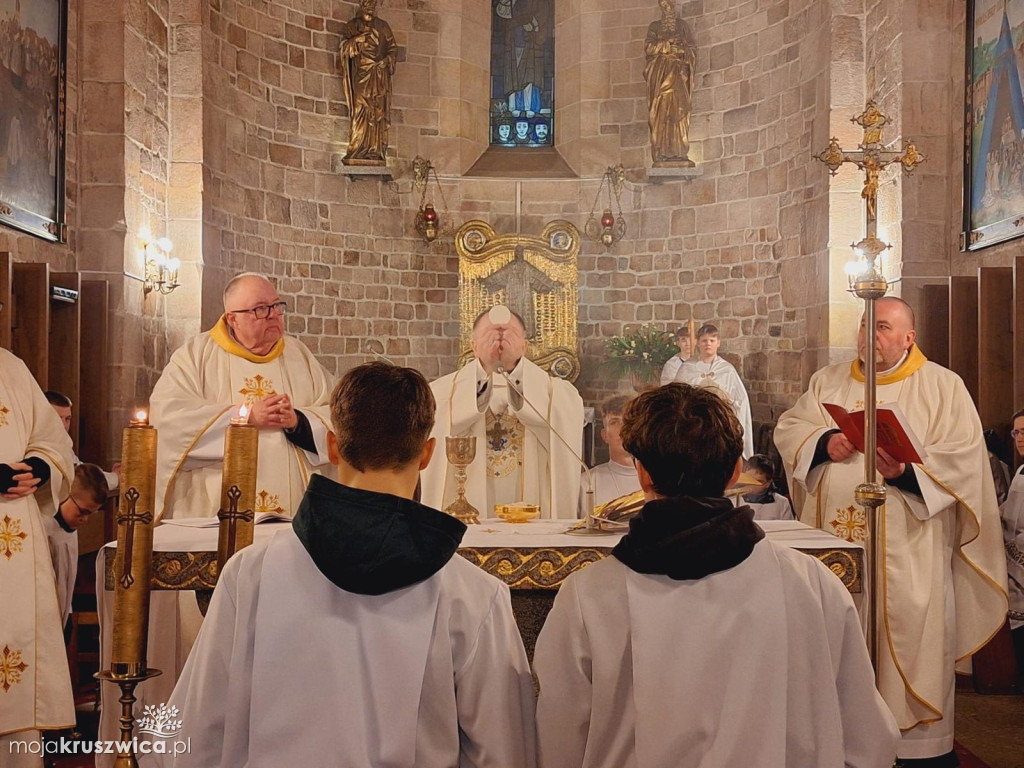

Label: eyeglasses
[228,301,287,320]
[1012,430,1024,438]
[64,495,101,516]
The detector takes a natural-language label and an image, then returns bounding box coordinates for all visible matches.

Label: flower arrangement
[602,324,679,387]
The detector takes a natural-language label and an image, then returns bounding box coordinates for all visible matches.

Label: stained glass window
[489,0,554,147]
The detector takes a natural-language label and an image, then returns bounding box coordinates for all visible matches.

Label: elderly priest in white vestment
[0,349,76,767]
[774,296,1008,766]
[534,383,898,768]
[151,363,536,768]
[421,306,584,519]
[150,272,334,521]
[100,273,336,763]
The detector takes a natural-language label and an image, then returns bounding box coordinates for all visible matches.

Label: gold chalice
[445,436,480,524]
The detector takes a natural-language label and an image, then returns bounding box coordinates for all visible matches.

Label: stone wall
[197,0,834,448]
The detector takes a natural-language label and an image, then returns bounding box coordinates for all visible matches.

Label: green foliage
[602,324,678,384]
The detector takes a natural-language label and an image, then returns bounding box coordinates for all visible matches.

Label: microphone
[364,339,396,365]
[493,364,597,528]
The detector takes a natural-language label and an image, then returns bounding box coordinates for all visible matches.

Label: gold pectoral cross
[117,487,153,588]
[218,485,254,559]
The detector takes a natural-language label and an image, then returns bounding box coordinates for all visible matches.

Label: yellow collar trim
[850,343,927,385]
[210,315,285,363]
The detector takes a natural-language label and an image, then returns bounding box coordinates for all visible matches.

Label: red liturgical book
[822,402,927,464]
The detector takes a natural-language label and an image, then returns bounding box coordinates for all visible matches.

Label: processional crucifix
[814,101,925,670]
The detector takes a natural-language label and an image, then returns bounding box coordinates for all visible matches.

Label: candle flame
[238,404,249,420]
[135,410,147,422]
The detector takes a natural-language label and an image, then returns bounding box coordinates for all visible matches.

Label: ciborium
[445,436,480,524]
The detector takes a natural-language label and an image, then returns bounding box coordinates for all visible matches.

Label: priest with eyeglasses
[149,272,334,521]
[96,273,336,762]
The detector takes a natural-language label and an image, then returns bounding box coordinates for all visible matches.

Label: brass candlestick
[444,436,480,524]
[97,409,162,768]
[217,405,259,572]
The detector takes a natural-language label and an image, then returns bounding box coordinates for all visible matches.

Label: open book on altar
[160,512,292,528]
[822,401,927,464]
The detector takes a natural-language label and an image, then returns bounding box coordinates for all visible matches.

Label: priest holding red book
[775,296,1007,767]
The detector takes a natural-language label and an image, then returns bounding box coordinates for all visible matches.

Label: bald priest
[150,273,335,521]
[775,296,1007,765]
[421,306,584,520]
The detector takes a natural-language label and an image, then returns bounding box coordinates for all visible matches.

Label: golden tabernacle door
[455,220,580,381]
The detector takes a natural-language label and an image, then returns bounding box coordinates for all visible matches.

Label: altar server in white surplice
[151,272,334,522]
[151,363,535,768]
[675,323,753,457]
[535,383,897,768]
[578,394,642,517]
[774,297,1008,765]
[658,324,691,385]
[422,306,584,519]
[0,348,75,767]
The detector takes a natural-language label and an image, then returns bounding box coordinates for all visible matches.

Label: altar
[99,518,863,659]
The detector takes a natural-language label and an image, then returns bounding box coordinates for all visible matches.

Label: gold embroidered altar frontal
[455,220,580,381]
[104,531,861,594]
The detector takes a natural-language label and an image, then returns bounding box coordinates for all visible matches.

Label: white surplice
[1001,466,1024,630]
[659,355,687,386]
[533,539,898,768]
[578,460,643,517]
[675,357,754,457]
[734,493,794,521]
[422,357,584,519]
[150,317,334,522]
[0,349,75,742]
[42,515,76,623]
[774,346,1008,757]
[147,529,536,768]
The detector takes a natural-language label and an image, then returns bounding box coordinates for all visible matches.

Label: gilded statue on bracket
[339,0,397,166]
[455,220,580,381]
[644,0,696,167]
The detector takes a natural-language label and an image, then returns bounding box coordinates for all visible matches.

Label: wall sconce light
[143,237,180,295]
[585,165,626,249]
[413,156,451,244]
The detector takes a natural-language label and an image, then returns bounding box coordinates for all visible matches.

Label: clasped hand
[477,325,527,375]
[248,393,299,430]
[2,461,41,500]
[826,434,905,479]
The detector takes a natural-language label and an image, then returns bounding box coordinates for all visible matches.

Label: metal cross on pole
[813,101,925,673]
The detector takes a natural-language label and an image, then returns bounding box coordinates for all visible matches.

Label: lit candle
[217,404,259,572]
[230,403,250,426]
[110,412,158,677]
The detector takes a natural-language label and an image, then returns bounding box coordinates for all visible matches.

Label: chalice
[444,436,480,524]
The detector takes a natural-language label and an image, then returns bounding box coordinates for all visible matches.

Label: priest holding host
[421,305,584,520]
[775,296,1008,766]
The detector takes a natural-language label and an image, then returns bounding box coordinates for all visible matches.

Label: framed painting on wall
[964,0,1024,250]
[0,0,67,242]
